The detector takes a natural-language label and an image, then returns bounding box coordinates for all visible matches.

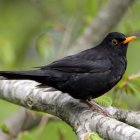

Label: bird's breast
[109,58,127,86]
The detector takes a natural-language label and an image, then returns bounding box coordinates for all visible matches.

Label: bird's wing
[40,56,112,73]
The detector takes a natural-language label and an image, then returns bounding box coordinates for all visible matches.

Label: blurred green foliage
[0,0,140,140]
[16,121,76,140]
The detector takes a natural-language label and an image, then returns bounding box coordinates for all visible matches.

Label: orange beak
[123,36,136,44]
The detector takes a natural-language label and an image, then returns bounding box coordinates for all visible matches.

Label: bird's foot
[90,100,111,117]
[81,99,111,117]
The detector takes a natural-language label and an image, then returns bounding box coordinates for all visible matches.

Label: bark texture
[0,80,140,140]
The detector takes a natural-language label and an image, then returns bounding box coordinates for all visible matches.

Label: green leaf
[0,123,10,134]
[89,132,103,140]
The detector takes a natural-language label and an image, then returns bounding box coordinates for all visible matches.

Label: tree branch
[0,107,59,140]
[0,108,42,140]
[0,80,140,140]
[108,107,140,129]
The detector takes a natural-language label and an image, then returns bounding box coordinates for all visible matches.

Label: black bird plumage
[0,32,136,101]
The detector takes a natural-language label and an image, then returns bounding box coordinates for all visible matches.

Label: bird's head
[102,32,136,55]
[104,32,136,47]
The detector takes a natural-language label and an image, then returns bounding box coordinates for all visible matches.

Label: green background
[0,0,140,139]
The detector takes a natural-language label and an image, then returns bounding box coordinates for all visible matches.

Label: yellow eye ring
[112,39,119,45]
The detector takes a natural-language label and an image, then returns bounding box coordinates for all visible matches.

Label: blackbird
[0,32,136,113]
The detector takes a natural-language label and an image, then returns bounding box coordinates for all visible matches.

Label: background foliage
[0,0,140,139]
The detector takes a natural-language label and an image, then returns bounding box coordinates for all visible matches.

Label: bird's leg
[80,99,111,117]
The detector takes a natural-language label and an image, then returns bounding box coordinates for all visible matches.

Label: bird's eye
[112,39,119,46]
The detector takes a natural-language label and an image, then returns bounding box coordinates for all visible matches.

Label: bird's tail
[0,70,46,82]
